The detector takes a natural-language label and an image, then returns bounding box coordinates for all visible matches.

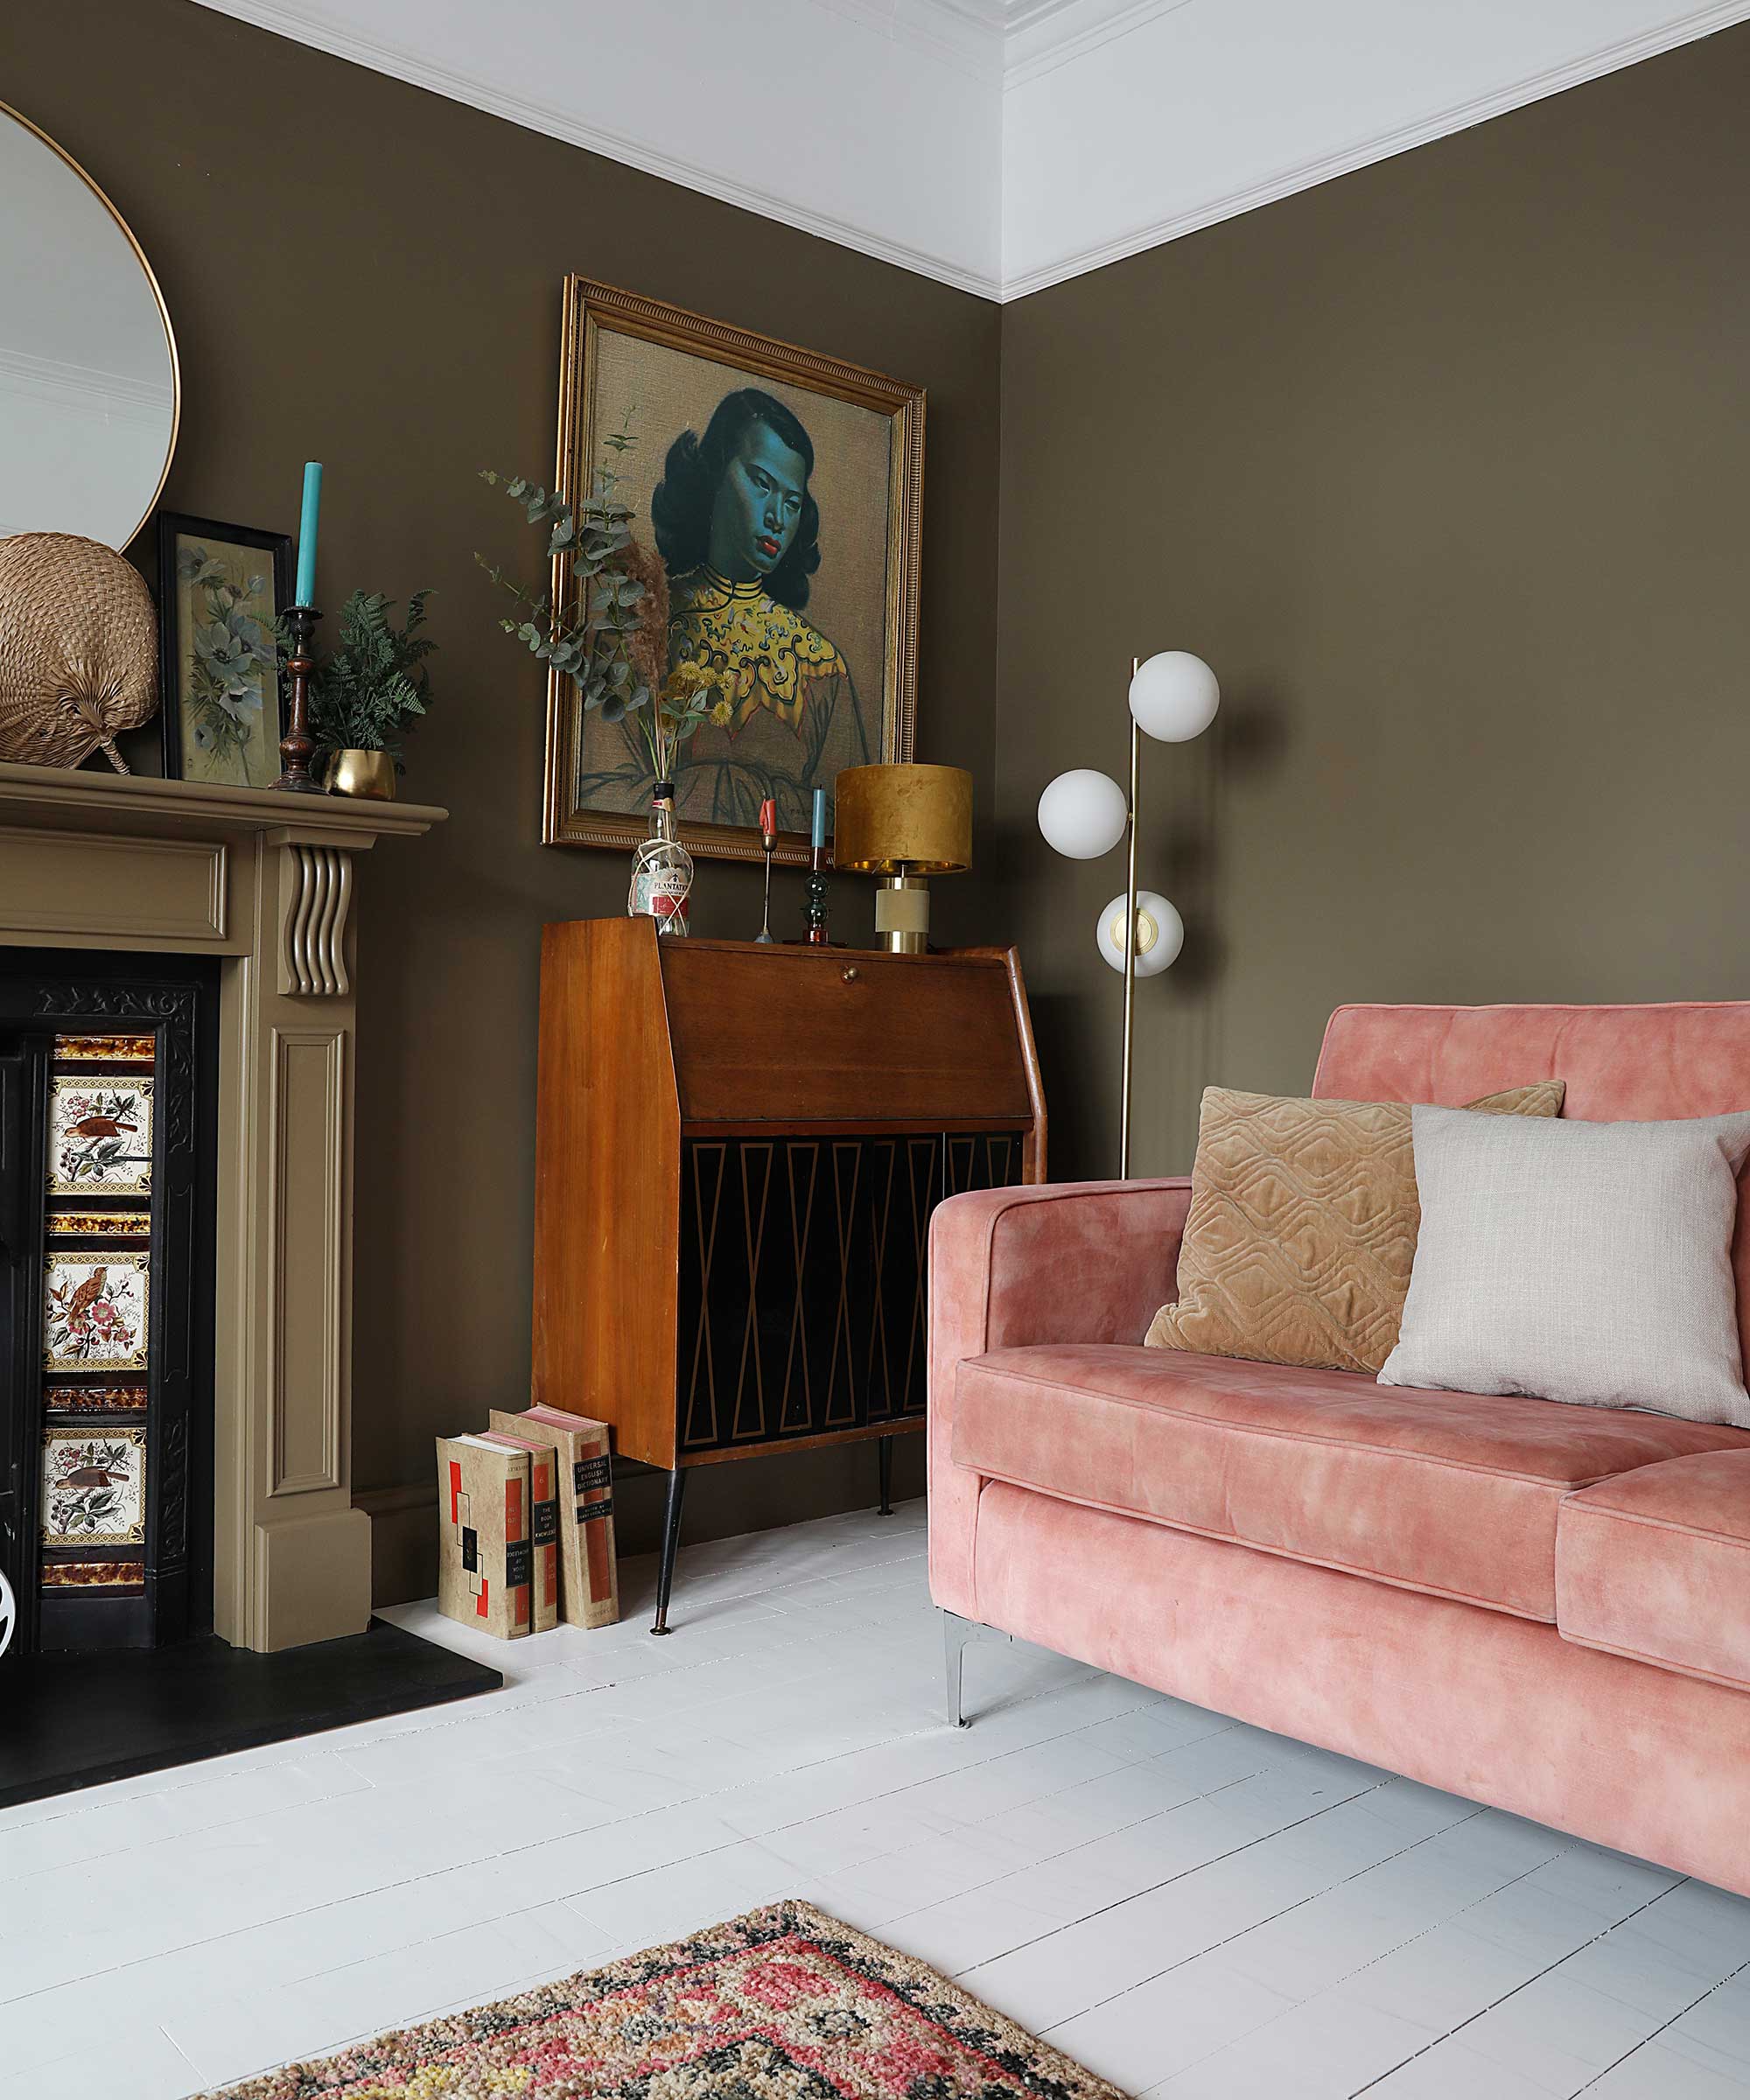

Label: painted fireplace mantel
[0,761,446,1651]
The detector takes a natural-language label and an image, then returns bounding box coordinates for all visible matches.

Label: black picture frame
[156,513,291,785]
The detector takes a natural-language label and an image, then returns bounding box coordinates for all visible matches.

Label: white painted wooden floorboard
[0,1499,1746,2098]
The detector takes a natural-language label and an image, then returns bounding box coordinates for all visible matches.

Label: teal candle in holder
[294,461,323,605]
[806,785,830,944]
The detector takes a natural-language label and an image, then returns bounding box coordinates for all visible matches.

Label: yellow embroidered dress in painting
[578,569,871,833]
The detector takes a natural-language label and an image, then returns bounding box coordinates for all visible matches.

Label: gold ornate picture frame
[542,277,926,865]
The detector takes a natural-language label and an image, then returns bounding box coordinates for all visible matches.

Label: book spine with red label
[434,1436,531,1640]
[529,1446,559,1631]
[571,1438,618,1628]
[490,1408,619,1628]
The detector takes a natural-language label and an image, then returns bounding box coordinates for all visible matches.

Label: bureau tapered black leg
[651,1466,688,1634]
[877,1435,893,1516]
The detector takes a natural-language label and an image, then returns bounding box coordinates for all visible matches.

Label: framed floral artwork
[47,1074,153,1194]
[41,1427,147,1547]
[158,513,290,787]
[43,1252,150,1371]
[541,278,926,866]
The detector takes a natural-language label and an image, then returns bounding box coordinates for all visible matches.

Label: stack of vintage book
[435,1404,619,1639]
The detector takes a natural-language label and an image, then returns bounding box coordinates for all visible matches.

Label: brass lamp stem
[1121,666,1140,1180]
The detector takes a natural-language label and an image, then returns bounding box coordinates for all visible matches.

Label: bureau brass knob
[842,965,859,983]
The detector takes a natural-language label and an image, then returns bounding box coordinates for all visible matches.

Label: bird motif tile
[41,1426,147,1546]
[47,1075,154,1193]
[43,1252,150,1370]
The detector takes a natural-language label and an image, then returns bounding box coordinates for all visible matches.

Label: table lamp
[833,763,972,953]
[1038,651,1219,1176]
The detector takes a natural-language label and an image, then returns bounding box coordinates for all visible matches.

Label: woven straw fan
[0,532,158,773]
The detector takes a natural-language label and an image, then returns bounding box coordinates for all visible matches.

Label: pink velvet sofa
[929,1003,1750,1900]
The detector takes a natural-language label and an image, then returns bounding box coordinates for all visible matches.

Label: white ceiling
[194,0,1750,301]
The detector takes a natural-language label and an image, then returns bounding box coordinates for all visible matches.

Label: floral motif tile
[43,1253,150,1370]
[47,1076,154,1193]
[41,1427,147,1547]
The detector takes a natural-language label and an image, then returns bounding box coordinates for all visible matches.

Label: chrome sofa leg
[942,1609,1012,1727]
[943,1609,973,1727]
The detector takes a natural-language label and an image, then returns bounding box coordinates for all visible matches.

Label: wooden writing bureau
[533,918,1045,1630]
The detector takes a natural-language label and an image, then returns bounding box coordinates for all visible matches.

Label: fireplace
[0,766,513,1806]
[0,950,217,1655]
[0,760,444,1653]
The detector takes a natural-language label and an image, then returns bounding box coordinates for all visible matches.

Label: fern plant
[295,591,437,766]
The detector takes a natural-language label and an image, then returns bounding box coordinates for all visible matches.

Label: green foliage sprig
[287,591,436,766]
[478,431,722,787]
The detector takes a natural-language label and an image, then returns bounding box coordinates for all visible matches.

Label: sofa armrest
[927,1178,1193,1615]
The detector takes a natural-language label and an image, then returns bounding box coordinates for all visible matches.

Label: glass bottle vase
[628,781,693,936]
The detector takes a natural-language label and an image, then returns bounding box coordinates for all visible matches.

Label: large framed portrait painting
[543,277,925,864]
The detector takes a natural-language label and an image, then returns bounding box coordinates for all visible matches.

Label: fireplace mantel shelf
[0,758,447,1654]
[0,759,447,843]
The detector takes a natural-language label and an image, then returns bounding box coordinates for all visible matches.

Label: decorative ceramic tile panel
[40,1559,145,1587]
[43,1253,150,1371]
[44,1382,150,1415]
[52,1032,157,1065]
[47,1208,151,1240]
[41,1426,147,1546]
[47,1076,154,1193]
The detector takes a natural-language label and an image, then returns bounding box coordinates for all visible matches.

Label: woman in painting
[648,388,869,830]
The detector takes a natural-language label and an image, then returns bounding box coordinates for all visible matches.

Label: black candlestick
[273,604,325,794]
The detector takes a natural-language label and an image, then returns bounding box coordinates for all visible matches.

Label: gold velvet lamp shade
[833,763,972,952]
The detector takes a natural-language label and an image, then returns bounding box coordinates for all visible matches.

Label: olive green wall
[998,24,1750,1184]
[2,0,1002,1577]
[10,4,1750,1591]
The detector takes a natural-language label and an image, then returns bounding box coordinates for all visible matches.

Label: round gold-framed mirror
[0,101,180,550]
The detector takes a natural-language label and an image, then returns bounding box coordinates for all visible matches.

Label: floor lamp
[1038,651,1220,1178]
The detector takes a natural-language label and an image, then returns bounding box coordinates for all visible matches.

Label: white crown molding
[187,0,1004,298]
[1003,0,1750,300]
[1004,0,1190,85]
[191,0,1750,304]
[815,0,1002,77]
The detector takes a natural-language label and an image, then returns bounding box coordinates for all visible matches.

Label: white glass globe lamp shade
[1098,890,1183,978]
[1038,768,1128,859]
[1129,652,1220,743]
[0,1567,13,1658]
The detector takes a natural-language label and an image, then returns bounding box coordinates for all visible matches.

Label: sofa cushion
[952,1343,1750,1620]
[1558,1451,1750,1690]
[1380,1105,1750,1426]
[1312,1002,1750,1390]
[1144,1081,1564,1376]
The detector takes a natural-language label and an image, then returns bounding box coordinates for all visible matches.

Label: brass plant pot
[321,748,396,800]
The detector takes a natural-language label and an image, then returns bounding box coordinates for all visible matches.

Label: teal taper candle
[294,462,322,605]
[811,786,827,852]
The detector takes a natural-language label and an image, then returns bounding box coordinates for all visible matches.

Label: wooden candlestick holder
[805,843,831,945]
[273,603,326,794]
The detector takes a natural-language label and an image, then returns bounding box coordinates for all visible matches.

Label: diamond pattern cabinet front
[677,1131,1024,1453]
[532,921,1046,1483]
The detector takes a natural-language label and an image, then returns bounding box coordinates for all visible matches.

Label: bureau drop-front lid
[657,939,1034,1127]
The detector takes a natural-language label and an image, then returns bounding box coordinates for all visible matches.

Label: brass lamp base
[875,872,930,954]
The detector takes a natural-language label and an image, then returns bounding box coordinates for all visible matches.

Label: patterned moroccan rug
[195,1899,1124,2100]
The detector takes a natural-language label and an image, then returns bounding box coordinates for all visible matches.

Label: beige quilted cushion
[1145,1081,1565,1374]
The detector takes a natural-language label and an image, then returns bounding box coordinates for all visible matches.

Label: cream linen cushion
[1146,1081,1564,1375]
[1379,1104,1750,1426]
